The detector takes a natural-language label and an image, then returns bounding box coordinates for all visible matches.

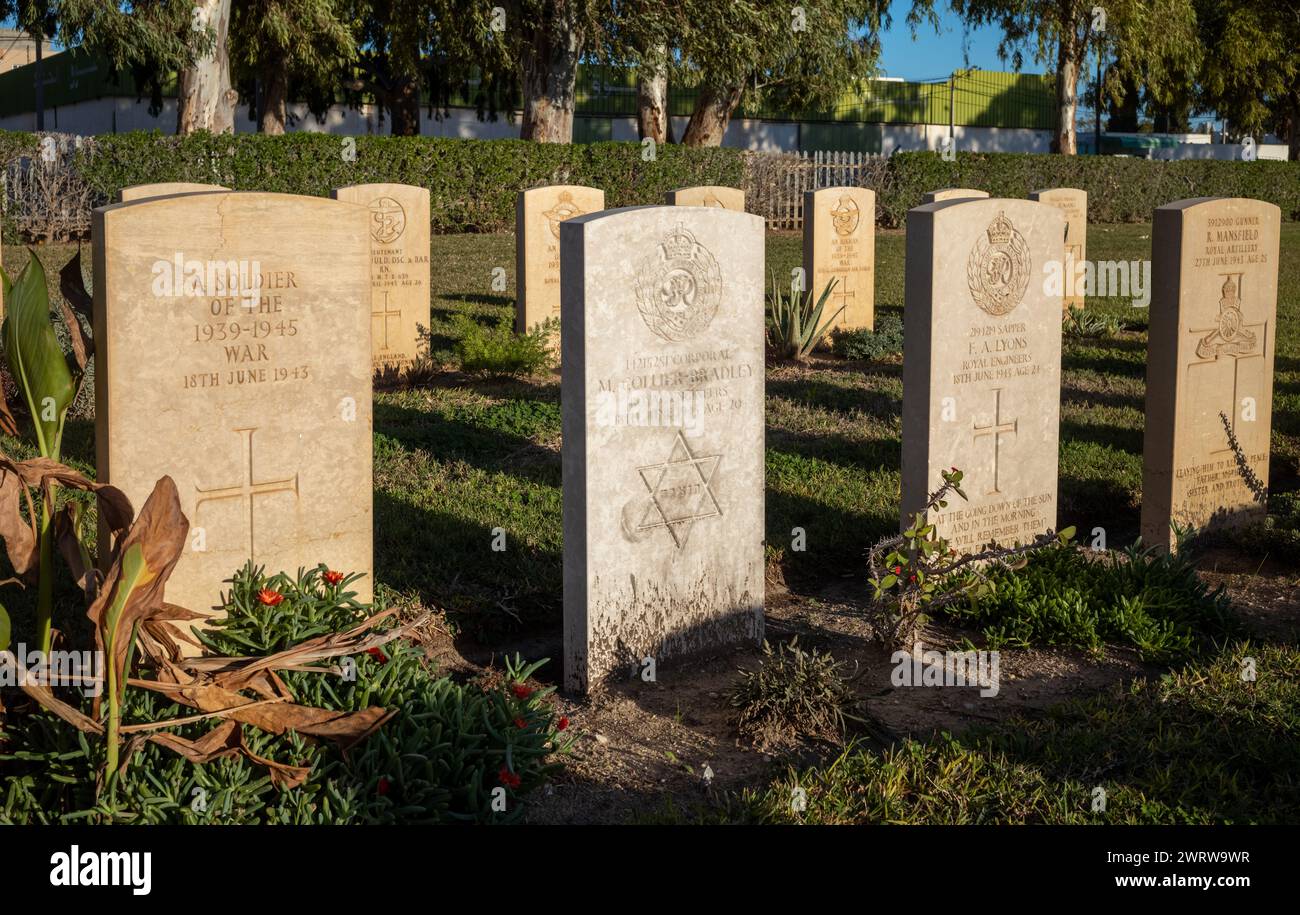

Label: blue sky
[875,14,1012,81]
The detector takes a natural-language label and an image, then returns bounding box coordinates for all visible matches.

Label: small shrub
[767,275,841,361]
[942,542,1241,661]
[700,643,1300,824]
[1062,305,1121,339]
[728,638,859,746]
[831,313,904,361]
[867,468,1071,649]
[454,315,555,377]
[0,564,573,824]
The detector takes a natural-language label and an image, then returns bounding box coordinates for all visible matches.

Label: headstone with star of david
[515,185,605,336]
[332,183,431,374]
[802,186,875,331]
[560,205,765,693]
[93,191,374,631]
[1141,197,1280,551]
[921,188,989,204]
[664,186,745,211]
[900,197,1065,554]
[119,182,229,202]
[1028,188,1087,311]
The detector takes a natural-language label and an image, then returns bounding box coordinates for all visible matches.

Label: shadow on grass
[373,489,562,640]
[1059,417,1143,456]
[766,376,901,419]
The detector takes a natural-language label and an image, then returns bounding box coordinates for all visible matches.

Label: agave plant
[768,273,843,361]
[0,249,93,653]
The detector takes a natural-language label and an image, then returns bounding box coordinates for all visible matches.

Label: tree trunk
[636,48,671,143]
[681,83,743,147]
[1287,90,1300,162]
[389,73,421,136]
[177,0,238,135]
[1053,24,1081,155]
[258,56,288,135]
[519,4,584,143]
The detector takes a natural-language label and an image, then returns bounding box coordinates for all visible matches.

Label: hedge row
[70,131,746,234]
[1,130,1296,241]
[879,150,1300,226]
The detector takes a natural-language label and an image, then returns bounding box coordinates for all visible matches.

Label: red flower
[323,569,344,586]
[514,717,526,729]
[257,588,284,606]
[893,565,902,575]
[512,684,533,700]
[498,766,521,789]
[367,647,389,664]
[556,716,569,731]
[377,777,390,796]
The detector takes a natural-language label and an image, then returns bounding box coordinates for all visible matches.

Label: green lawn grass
[660,643,1300,825]
[3,223,1298,639]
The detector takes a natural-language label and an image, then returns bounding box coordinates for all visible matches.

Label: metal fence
[744,149,892,231]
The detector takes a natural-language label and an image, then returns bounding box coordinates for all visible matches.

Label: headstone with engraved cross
[332,183,431,374]
[1141,197,1280,550]
[802,186,875,331]
[93,191,374,628]
[901,197,1065,553]
[560,205,765,693]
[516,185,605,336]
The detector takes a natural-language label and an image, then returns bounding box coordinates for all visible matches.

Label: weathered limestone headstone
[331,183,430,373]
[93,192,374,623]
[802,186,875,331]
[922,188,989,204]
[901,198,1064,553]
[1029,188,1087,310]
[1141,197,1280,550]
[561,206,765,693]
[120,182,229,202]
[515,185,605,334]
[664,186,745,211]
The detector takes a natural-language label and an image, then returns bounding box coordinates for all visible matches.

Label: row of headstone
[900,192,1278,557]
[88,183,1278,695]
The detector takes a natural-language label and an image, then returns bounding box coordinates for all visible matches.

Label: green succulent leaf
[1,251,77,458]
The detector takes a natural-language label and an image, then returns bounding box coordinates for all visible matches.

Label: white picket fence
[744,149,890,231]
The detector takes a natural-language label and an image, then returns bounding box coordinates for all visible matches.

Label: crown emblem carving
[663,223,698,259]
[986,211,1014,245]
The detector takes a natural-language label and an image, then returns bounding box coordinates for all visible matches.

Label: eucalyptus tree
[229,0,354,134]
[946,0,1200,154]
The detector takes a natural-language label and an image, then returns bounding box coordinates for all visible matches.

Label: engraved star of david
[636,431,723,548]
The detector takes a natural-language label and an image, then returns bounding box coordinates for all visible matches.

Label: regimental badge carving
[703,192,725,208]
[629,432,723,548]
[368,196,406,245]
[967,210,1030,316]
[634,223,723,342]
[544,191,585,239]
[831,196,860,236]
[1196,274,1258,359]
